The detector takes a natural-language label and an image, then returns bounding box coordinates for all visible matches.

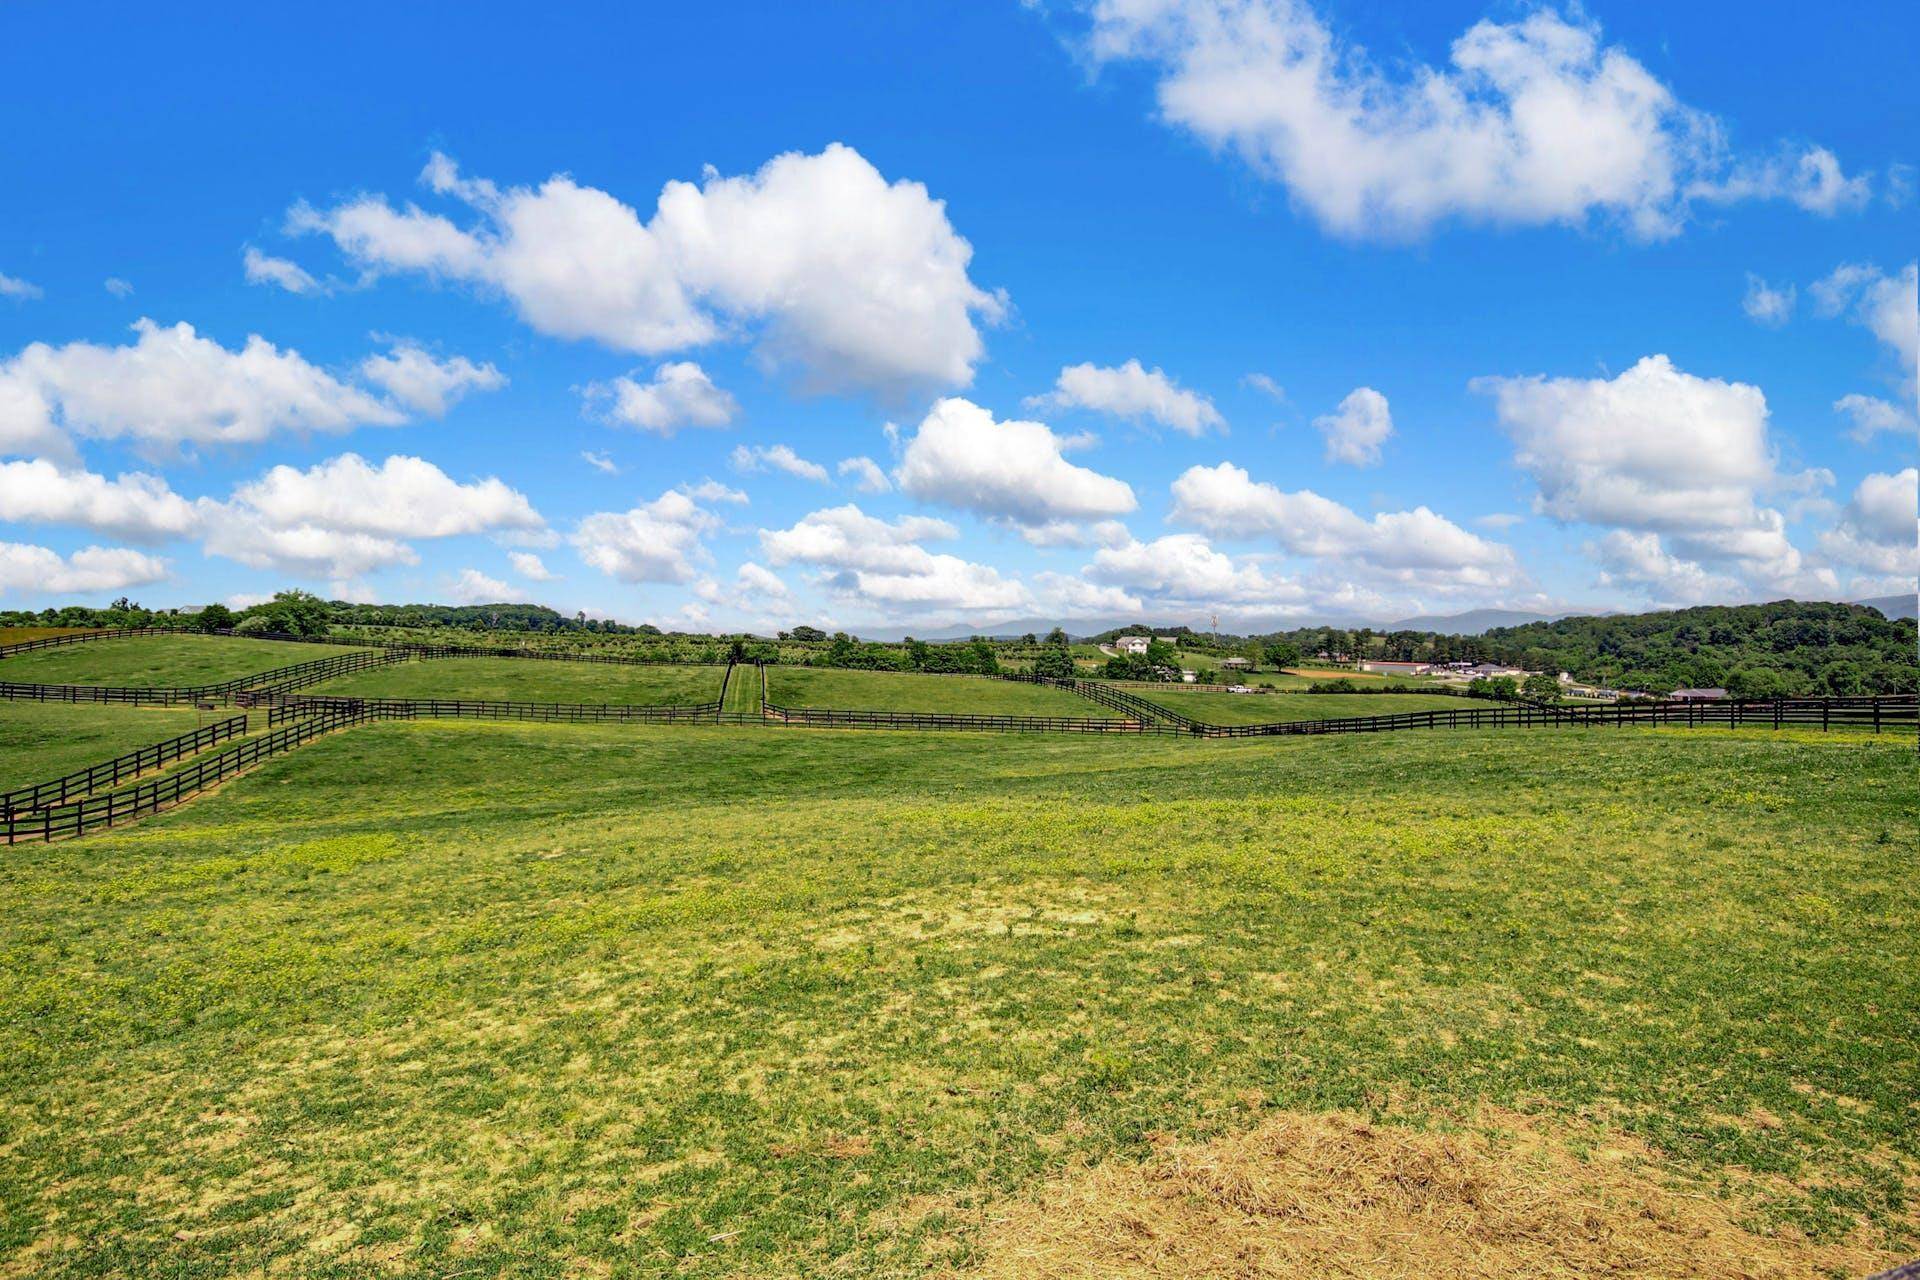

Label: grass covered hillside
[0,703,206,782]
[312,657,725,705]
[0,635,349,688]
[765,667,1122,717]
[0,724,1913,1276]
[1142,689,1486,726]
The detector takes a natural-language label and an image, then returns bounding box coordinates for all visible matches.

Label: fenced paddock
[764,666,1127,719]
[1,713,248,815]
[0,648,403,709]
[0,704,405,844]
[306,655,726,705]
[248,692,724,725]
[0,632,349,686]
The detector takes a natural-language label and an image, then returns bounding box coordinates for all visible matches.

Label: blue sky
[1,0,1914,633]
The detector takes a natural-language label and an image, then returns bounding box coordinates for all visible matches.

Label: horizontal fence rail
[1,705,408,844]
[0,648,402,708]
[249,693,724,723]
[1199,696,1918,738]
[762,702,1162,734]
[0,714,249,815]
[0,626,190,658]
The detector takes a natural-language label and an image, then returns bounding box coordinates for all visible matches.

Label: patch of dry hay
[952,1110,1908,1279]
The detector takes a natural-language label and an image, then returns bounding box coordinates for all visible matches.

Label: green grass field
[0,635,348,687]
[765,666,1122,717]
[311,657,725,705]
[1140,688,1494,725]
[0,721,1913,1276]
[0,703,207,783]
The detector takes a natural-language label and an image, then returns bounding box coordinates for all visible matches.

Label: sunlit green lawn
[0,703,208,783]
[0,723,1912,1277]
[1141,688,1495,725]
[0,636,347,687]
[311,657,724,705]
[765,666,1121,717]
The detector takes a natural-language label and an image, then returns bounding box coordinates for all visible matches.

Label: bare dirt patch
[948,1109,1908,1278]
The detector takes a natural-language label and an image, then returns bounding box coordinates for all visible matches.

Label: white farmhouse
[1114,635,1150,656]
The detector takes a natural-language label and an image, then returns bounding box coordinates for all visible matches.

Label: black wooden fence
[0,626,190,658]
[247,692,724,724]
[1,704,406,844]
[0,714,249,815]
[0,647,402,708]
[1195,695,1917,738]
[760,702,1163,734]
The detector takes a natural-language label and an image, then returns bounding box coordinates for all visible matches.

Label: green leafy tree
[1031,648,1074,679]
[196,604,236,633]
[1521,672,1560,702]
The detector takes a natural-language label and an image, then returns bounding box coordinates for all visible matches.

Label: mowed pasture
[0,723,1913,1277]
[0,627,101,647]
[765,666,1125,718]
[311,656,725,705]
[0,634,348,687]
[1143,688,1493,725]
[0,702,207,781]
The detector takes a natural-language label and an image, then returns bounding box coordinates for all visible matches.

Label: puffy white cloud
[760,504,957,575]
[758,503,1026,618]
[1090,532,1301,607]
[1475,355,1778,533]
[731,443,829,483]
[572,489,721,584]
[447,568,515,604]
[1086,2,1866,240]
[680,478,748,504]
[508,551,556,582]
[0,542,168,595]
[1169,461,1521,587]
[0,459,201,541]
[0,318,409,459]
[242,247,324,295]
[201,453,543,579]
[1029,359,1223,435]
[837,455,891,493]
[1819,469,1918,578]
[1,272,44,300]
[1691,146,1871,215]
[895,397,1136,525]
[1313,386,1393,466]
[358,342,505,415]
[1812,261,1918,402]
[1590,530,1738,604]
[735,562,790,600]
[1834,393,1915,444]
[584,361,735,434]
[1475,355,1840,597]
[295,144,1002,394]
[1741,273,1794,327]
[226,453,541,539]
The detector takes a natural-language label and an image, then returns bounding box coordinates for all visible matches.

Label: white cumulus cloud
[732,443,829,483]
[447,568,515,604]
[837,455,891,493]
[1029,359,1223,435]
[0,459,201,541]
[358,342,506,415]
[293,144,1003,394]
[508,551,556,582]
[1085,2,1867,240]
[0,542,168,595]
[895,397,1136,525]
[572,489,722,584]
[1741,273,1795,327]
[1312,386,1393,466]
[584,361,736,434]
